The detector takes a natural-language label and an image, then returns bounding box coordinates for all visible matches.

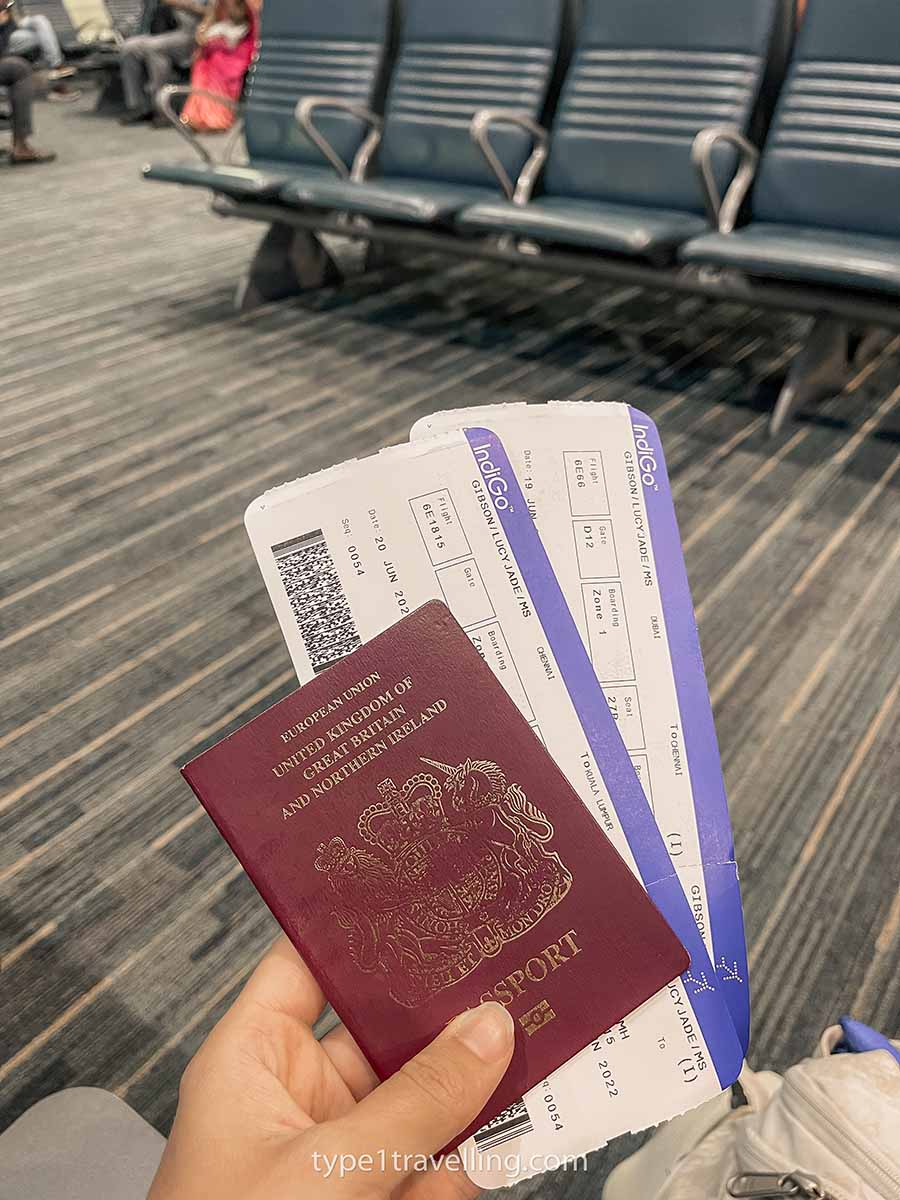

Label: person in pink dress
[181,0,256,133]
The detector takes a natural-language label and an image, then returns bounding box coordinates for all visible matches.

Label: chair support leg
[363,240,398,271]
[94,70,126,114]
[769,316,851,437]
[235,222,340,312]
[319,232,371,277]
[849,326,892,368]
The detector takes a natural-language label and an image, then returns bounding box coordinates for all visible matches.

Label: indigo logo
[631,423,660,490]
[471,441,513,511]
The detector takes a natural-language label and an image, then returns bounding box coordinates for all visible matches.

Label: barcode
[472,1098,534,1152]
[273,530,361,673]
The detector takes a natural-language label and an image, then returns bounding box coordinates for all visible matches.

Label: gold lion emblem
[314,758,572,1007]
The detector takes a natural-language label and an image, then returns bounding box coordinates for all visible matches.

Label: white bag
[603,1027,900,1200]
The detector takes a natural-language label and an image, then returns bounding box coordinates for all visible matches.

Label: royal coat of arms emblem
[314,757,573,1007]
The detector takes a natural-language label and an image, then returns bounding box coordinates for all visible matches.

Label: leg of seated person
[11,15,80,101]
[120,31,190,122]
[14,15,64,69]
[0,55,55,163]
[0,55,32,140]
[120,34,155,120]
[141,29,193,122]
[7,26,41,59]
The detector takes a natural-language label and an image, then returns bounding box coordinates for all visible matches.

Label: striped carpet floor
[1,97,899,1196]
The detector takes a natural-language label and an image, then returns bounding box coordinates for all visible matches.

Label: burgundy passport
[182,601,688,1142]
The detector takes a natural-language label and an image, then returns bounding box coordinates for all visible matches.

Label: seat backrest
[543,0,793,214]
[18,0,78,42]
[102,0,142,35]
[377,0,565,188]
[753,0,900,237]
[244,0,392,171]
[64,0,113,39]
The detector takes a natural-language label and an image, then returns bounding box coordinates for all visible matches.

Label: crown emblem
[357,773,446,856]
[314,757,573,1007]
[314,835,351,872]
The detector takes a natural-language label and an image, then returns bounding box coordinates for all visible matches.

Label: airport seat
[682,225,900,297]
[143,0,393,202]
[280,175,498,225]
[142,160,340,202]
[457,0,793,262]
[679,0,900,433]
[278,0,565,225]
[681,0,900,297]
[102,0,143,35]
[15,0,95,58]
[460,196,710,258]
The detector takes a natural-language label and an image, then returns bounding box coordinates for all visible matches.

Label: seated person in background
[119,0,207,125]
[181,0,254,132]
[2,0,80,101]
[1,1,55,162]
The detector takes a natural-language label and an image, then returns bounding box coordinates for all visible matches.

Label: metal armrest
[157,84,242,166]
[470,109,549,202]
[294,96,383,180]
[692,124,760,234]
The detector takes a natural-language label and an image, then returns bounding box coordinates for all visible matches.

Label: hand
[147,936,515,1199]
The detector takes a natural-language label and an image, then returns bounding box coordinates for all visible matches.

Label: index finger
[232,933,327,1027]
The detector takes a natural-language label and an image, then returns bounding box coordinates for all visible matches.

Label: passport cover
[182,601,689,1142]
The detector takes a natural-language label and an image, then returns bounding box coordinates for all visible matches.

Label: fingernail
[450,1002,515,1061]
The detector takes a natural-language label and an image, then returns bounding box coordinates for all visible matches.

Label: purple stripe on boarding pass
[465,428,744,1086]
[628,408,750,1052]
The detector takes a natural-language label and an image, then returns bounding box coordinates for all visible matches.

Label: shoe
[47,66,77,81]
[150,112,171,128]
[119,110,153,125]
[48,85,83,103]
[10,147,57,165]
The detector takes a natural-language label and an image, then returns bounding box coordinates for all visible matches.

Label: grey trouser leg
[0,55,34,141]
[9,15,64,68]
[0,1088,165,1200]
[119,30,193,113]
[120,36,149,111]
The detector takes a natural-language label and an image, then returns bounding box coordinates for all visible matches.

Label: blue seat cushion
[279,176,499,224]
[681,224,900,296]
[456,197,709,260]
[142,161,336,201]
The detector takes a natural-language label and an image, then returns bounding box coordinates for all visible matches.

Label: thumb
[325,1002,515,1184]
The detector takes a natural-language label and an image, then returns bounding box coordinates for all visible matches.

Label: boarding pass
[245,428,743,1186]
[412,402,749,1050]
